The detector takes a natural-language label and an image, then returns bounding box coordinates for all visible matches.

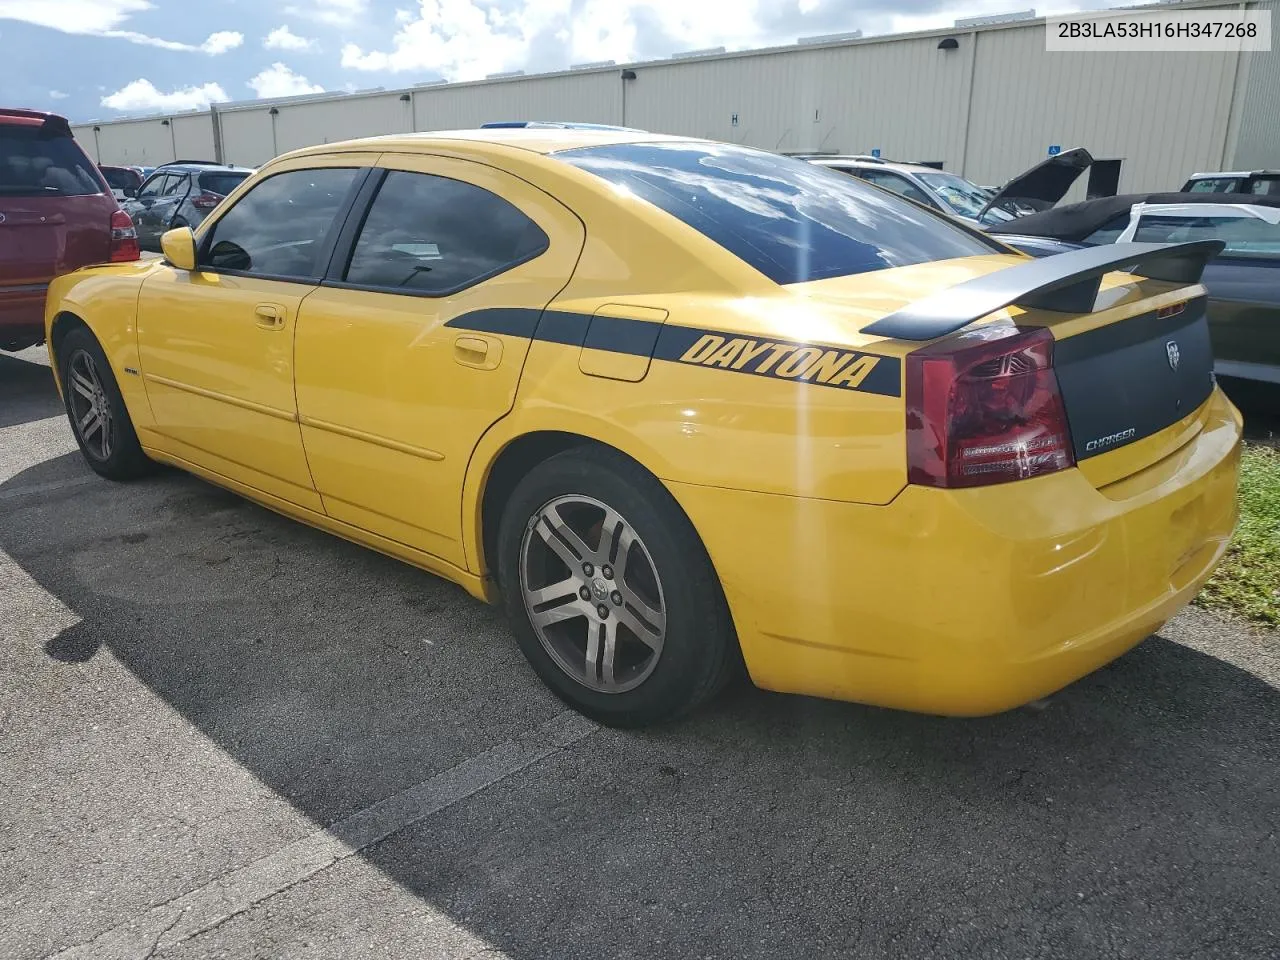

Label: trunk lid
[0,194,116,286]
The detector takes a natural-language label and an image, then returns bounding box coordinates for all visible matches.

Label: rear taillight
[109,209,140,262]
[905,325,1074,488]
[191,192,223,209]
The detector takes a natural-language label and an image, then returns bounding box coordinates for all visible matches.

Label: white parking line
[47,710,598,960]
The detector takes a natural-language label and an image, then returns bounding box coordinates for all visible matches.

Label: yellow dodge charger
[45,128,1242,726]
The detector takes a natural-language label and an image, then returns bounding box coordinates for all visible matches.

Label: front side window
[161,174,188,197]
[0,126,102,197]
[558,142,1000,285]
[202,167,358,279]
[1133,213,1280,258]
[343,170,548,294]
[138,175,169,199]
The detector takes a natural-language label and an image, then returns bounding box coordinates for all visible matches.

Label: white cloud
[101,78,229,112]
[0,1,241,53]
[286,0,367,26]
[247,62,325,99]
[49,89,69,99]
[264,25,314,50]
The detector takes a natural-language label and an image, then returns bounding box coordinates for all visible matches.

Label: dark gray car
[121,163,252,250]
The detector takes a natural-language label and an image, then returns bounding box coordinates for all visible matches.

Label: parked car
[1181,170,1280,196]
[121,163,252,250]
[994,196,1280,386]
[45,131,1240,725]
[0,108,138,352]
[807,147,1092,227]
[98,163,142,201]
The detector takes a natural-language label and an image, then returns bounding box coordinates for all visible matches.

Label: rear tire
[496,445,737,727]
[58,327,154,481]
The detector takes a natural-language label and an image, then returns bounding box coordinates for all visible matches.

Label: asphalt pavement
[1,346,1277,960]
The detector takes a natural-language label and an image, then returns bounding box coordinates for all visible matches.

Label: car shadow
[0,351,63,429]
[1,456,1277,958]
[1220,376,1279,447]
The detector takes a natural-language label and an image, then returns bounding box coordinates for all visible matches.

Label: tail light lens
[906,325,1074,488]
[109,209,140,262]
[191,192,223,209]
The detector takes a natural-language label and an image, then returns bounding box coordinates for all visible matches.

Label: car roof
[283,128,700,159]
[1186,170,1280,179]
[0,107,61,126]
[806,157,940,175]
[149,163,252,175]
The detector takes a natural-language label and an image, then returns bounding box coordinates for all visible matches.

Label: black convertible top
[996,192,1280,241]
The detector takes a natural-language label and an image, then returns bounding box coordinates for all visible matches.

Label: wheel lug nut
[579,586,591,601]
[601,564,613,579]
[582,562,594,576]
[611,591,623,606]
[597,605,609,619]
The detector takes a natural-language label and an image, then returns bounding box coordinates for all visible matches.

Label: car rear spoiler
[863,239,1225,341]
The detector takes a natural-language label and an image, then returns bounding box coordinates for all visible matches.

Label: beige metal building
[73,0,1278,193]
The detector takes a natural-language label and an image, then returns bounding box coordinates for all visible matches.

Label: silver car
[121,162,252,250]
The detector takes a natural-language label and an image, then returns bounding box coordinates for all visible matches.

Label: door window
[1249,176,1280,196]
[161,173,188,197]
[1083,213,1132,245]
[1186,177,1241,193]
[137,174,169,199]
[343,170,549,295]
[201,167,359,280]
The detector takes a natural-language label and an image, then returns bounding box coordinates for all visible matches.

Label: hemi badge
[124,366,139,376]
[1156,302,1186,320]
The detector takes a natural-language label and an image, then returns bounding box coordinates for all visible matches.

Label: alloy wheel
[518,495,667,693]
[66,349,115,461]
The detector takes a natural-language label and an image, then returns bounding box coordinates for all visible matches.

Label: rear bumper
[0,284,49,345]
[667,388,1243,715]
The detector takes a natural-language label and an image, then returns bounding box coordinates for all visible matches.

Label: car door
[149,172,190,232]
[124,173,170,245]
[135,158,373,511]
[293,155,586,567]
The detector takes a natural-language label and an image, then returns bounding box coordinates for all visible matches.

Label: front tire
[58,327,154,481]
[497,446,737,727]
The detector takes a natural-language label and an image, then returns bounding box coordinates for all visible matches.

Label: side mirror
[160,227,197,271]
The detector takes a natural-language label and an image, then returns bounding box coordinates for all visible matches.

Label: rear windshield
[100,167,139,190]
[557,142,1001,284]
[0,125,103,197]
[199,172,250,196]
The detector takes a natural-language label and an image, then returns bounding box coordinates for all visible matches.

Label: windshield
[557,142,1001,285]
[1134,213,1280,258]
[0,125,102,197]
[917,172,992,218]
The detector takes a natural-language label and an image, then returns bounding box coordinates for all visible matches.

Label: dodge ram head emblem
[1166,340,1180,372]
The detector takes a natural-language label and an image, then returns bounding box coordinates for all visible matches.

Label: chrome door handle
[254,303,285,330]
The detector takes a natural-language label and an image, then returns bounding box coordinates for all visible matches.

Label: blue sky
[0,0,1113,121]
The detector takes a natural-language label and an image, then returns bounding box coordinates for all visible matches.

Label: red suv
[0,109,139,352]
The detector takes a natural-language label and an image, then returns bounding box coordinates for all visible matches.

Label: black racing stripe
[446,308,902,397]
[654,325,902,398]
[535,310,593,346]
[584,315,664,357]
[444,307,541,337]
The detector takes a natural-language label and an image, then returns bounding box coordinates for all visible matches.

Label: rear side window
[558,142,1000,284]
[198,172,249,196]
[858,170,938,209]
[0,125,102,197]
[1133,214,1280,258]
[1083,213,1132,245]
[202,167,358,279]
[1249,177,1280,196]
[343,170,548,295]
